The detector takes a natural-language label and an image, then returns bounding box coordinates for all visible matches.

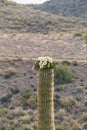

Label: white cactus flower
[38,56,53,69]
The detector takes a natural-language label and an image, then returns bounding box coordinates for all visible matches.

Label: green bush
[54,63,74,84]
[74,32,82,37]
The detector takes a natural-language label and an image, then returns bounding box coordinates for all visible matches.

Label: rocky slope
[31,0,87,18]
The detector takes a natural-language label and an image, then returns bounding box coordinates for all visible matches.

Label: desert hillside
[0,1,87,130]
[0,32,87,129]
[0,0,87,33]
[31,0,87,18]
[0,58,87,130]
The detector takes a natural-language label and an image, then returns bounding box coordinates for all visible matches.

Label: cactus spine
[38,68,55,130]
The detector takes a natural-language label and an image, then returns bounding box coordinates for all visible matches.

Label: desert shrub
[58,109,66,116]
[22,89,31,99]
[27,95,37,109]
[8,67,17,74]
[84,32,87,41]
[43,19,54,25]
[12,127,24,130]
[13,99,22,107]
[55,84,65,91]
[0,108,8,116]
[82,112,87,121]
[22,115,33,124]
[4,67,16,79]
[20,96,28,107]
[54,63,74,84]
[56,125,64,130]
[0,70,4,76]
[72,61,78,66]
[20,90,31,106]
[70,119,82,130]
[0,93,12,104]
[74,32,82,37]
[11,111,25,117]
[57,109,67,120]
[54,94,60,108]
[11,87,20,94]
[20,89,37,108]
[62,61,70,65]
[58,96,80,110]
[76,86,84,93]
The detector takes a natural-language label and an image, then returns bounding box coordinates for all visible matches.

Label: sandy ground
[0,33,87,60]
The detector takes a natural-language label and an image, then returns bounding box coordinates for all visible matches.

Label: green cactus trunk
[38,68,55,130]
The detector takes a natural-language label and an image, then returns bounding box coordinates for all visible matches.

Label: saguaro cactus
[35,57,55,130]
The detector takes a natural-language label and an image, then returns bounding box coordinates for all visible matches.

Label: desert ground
[0,33,87,60]
[0,32,87,130]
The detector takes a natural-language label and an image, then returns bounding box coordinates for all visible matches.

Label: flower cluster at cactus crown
[37,56,54,69]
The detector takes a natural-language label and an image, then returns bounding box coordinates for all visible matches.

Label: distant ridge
[30,0,87,18]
